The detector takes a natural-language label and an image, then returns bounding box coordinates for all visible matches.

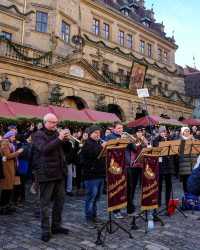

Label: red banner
[107,148,127,212]
[129,62,147,90]
[141,156,159,211]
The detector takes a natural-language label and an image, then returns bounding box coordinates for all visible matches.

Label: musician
[104,121,124,219]
[32,113,70,242]
[80,125,106,228]
[194,127,200,140]
[62,129,80,196]
[104,121,123,141]
[153,126,174,211]
[125,127,148,215]
[179,127,196,193]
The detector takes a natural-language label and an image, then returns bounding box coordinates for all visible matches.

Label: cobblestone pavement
[0,179,200,250]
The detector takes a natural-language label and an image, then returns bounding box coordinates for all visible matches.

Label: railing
[0,36,53,67]
[102,70,130,89]
[102,72,192,106]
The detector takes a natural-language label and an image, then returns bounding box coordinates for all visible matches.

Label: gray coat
[179,137,197,176]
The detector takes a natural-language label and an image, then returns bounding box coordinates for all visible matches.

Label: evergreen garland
[0,37,52,65]
[0,117,113,134]
[84,34,177,75]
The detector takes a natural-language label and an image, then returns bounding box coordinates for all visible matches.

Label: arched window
[8,87,38,105]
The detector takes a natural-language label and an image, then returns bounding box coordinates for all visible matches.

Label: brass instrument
[121,132,137,143]
[59,128,81,144]
[68,134,81,144]
[122,132,148,146]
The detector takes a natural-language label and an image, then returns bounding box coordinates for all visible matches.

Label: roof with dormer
[94,0,176,45]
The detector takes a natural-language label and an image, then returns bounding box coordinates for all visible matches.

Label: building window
[61,21,70,43]
[139,40,145,54]
[92,60,99,70]
[1,31,12,40]
[147,43,152,57]
[36,11,48,33]
[118,68,124,75]
[118,30,125,46]
[163,51,168,64]
[102,23,110,40]
[127,34,133,49]
[121,9,129,16]
[102,63,109,72]
[158,48,162,62]
[92,18,100,36]
[142,21,150,28]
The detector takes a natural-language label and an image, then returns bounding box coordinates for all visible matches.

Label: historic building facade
[0,0,192,121]
[185,66,200,118]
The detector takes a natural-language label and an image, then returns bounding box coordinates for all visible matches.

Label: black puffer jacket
[31,128,66,183]
[62,140,79,165]
[80,138,105,180]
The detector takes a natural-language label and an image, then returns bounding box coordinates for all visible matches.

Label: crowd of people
[0,113,200,242]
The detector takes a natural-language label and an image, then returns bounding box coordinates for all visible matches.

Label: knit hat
[8,124,17,130]
[87,125,101,135]
[3,130,16,139]
[181,126,190,135]
[135,126,145,133]
[159,126,166,133]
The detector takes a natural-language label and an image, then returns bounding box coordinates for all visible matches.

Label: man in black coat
[80,125,106,228]
[32,113,70,242]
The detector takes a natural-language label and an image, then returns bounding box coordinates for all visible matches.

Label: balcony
[0,36,53,67]
[102,70,130,89]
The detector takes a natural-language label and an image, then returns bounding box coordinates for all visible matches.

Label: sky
[145,0,200,69]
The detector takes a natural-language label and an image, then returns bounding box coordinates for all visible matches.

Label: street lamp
[1,77,12,91]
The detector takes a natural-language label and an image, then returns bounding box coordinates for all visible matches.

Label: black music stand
[155,140,187,218]
[96,139,133,246]
[130,148,165,233]
[96,212,133,246]
[156,140,200,218]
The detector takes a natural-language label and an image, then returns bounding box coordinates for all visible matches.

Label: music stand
[153,140,200,218]
[131,147,165,233]
[96,139,133,246]
[154,140,187,218]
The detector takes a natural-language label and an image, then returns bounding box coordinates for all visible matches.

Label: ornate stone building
[0,0,192,121]
[185,66,200,118]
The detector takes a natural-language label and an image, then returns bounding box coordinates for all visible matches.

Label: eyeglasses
[47,120,58,124]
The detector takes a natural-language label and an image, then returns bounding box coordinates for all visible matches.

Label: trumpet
[59,128,81,144]
[121,132,137,143]
[68,134,81,144]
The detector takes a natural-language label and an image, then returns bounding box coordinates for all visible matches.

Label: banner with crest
[141,156,159,211]
[107,148,127,212]
[129,62,147,91]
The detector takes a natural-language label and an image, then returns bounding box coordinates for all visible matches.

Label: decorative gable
[51,57,107,83]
